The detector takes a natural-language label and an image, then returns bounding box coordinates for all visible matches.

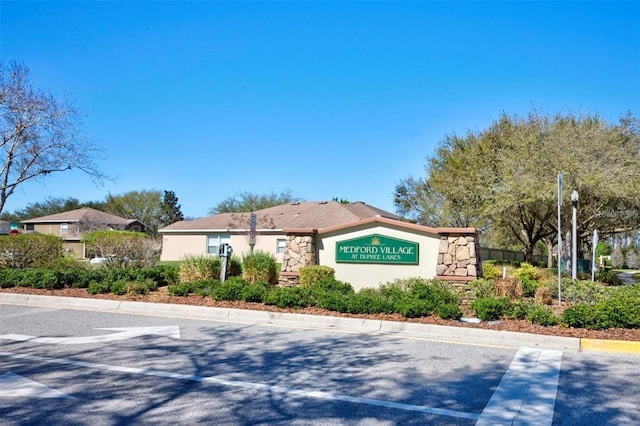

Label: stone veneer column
[279,232,317,286]
[436,233,482,278]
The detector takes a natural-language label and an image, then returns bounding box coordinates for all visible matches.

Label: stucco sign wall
[336,234,419,264]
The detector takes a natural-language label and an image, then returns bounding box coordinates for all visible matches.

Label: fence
[480,247,546,264]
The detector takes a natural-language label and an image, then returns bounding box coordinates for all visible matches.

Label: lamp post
[571,190,579,280]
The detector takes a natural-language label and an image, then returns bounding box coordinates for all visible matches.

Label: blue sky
[1,1,638,219]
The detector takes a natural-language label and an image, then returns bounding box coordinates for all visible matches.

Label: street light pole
[571,190,579,280]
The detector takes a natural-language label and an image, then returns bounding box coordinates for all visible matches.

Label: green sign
[336,234,419,264]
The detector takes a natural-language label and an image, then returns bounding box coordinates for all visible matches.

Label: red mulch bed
[2,286,639,342]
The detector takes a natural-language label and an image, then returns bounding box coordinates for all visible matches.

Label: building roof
[159,201,405,232]
[21,207,141,227]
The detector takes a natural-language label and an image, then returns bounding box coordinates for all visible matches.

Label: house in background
[21,207,146,258]
[159,201,481,290]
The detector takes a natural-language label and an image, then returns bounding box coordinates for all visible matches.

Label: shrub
[507,300,531,320]
[562,280,607,305]
[0,234,63,269]
[137,265,179,287]
[213,277,248,301]
[469,279,497,299]
[527,304,558,326]
[515,262,540,281]
[399,299,434,318]
[242,251,278,284]
[347,288,394,314]
[19,269,61,290]
[241,282,268,303]
[192,279,220,297]
[109,279,129,295]
[0,268,20,288]
[167,282,194,296]
[264,286,311,309]
[300,265,335,287]
[470,297,511,321]
[481,262,501,280]
[520,278,541,298]
[436,303,463,320]
[87,280,110,294]
[535,286,553,305]
[561,304,606,330]
[82,230,158,268]
[308,277,353,312]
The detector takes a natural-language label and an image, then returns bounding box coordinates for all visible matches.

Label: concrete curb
[2,293,637,355]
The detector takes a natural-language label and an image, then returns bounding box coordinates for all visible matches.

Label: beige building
[21,208,145,258]
[160,201,482,290]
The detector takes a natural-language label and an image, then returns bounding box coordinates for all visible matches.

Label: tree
[0,61,106,214]
[103,190,162,235]
[395,110,640,263]
[158,190,184,227]
[209,189,303,214]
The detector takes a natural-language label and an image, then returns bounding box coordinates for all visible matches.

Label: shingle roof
[159,201,404,232]
[21,207,140,226]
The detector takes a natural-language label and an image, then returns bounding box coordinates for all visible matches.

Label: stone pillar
[436,233,482,278]
[279,232,317,286]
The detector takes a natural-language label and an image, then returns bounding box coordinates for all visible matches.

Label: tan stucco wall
[318,224,441,291]
[32,223,78,237]
[160,232,286,262]
[62,241,85,258]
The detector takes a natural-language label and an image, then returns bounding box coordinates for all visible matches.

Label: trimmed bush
[241,282,268,303]
[399,299,434,318]
[0,268,20,288]
[213,277,248,301]
[167,282,194,296]
[87,280,110,294]
[242,251,278,284]
[436,303,463,320]
[507,300,531,320]
[561,304,605,329]
[347,289,394,314]
[0,234,63,269]
[527,304,558,326]
[264,286,311,309]
[300,265,335,287]
[193,279,220,297]
[18,269,61,290]
[470,297,511,321]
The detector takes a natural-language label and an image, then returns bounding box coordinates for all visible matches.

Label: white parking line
[0,351,479,420]
[476,347,562,426]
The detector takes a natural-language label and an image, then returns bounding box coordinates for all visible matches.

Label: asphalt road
[1,303,639,425]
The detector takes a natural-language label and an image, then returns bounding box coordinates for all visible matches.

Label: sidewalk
[2,293,640,356]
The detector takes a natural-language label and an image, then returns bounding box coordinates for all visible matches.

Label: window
[276,239,286,254]
[207,234,230,255]
[60,223,68,235]
[26,224,34,231]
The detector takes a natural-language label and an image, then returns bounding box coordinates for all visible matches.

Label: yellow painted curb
[581,338,640,354]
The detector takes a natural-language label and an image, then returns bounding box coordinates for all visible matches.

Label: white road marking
[476,347,562,426]
[0,326,180,345]
[0,372,73,399]
[0,351,479,420]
